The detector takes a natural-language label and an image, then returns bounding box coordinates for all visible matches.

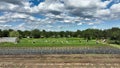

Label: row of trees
[0,27,120,44]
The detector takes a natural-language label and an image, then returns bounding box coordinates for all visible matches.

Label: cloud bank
[0,0,120,30]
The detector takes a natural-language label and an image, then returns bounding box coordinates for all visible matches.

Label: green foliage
[22,30,31,38]
[31,29,40,38]
[0,29,2,37]
[9,31,20,37]
[2,30,9,37]
[108,40,120,45]
[82,29,102,39]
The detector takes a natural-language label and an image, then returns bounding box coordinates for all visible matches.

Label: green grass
[0,38,108,47]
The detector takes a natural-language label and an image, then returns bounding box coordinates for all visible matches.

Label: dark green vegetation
[0,27,120,45]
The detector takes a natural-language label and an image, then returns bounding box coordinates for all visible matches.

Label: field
[0,38,120,68]
[0,38,107,47]
[0,38,120,55]
[0,54,120,68]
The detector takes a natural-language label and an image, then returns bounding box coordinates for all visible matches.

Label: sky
[0,0,120,31]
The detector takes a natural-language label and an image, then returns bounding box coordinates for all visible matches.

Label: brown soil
[0,54,120,68]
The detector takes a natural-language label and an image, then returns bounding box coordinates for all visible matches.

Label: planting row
[0,47,119,55]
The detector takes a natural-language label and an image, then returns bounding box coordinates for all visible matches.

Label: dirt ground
[0,54,120,68]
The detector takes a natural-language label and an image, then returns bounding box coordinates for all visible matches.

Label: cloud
[0,12,42,25]
[0,0,36,14]
[110,3,120,19]
[92,25,97,29]
[63,0,112,19]
[77,23,82,26]
[0,0,24,5]
[64,0,109,9]
[111,3,120,13]
[0,0,120,30]
[36,0,64,15]
[0,24,12,30]
[13,23,26,31]
[0,2,18,11]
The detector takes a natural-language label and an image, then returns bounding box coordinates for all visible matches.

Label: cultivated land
[0,38,120,67]
[1,38,120,54]
[0,38,108,47]
[0,54,120,68]
[0,38,119,54]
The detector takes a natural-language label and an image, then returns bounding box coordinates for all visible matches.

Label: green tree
[9,31,20,37]
[17,30,23,38]
[40,30,46,38]
[2,30,9,37]
[23,30,31,38]
[31,29,40,38]
[76,30,81,37]
[0,29,2,37]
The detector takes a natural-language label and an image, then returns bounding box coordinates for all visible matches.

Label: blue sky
[0,0,120,31]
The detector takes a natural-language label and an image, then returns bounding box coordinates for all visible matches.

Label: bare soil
[0,54,120,68]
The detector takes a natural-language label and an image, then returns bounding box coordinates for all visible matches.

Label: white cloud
[96,9,110,16]
[64,0,110,8]
[64,0,111,18]
[0,0,24,5]
[77,23,82,26]
[95,9,111,20]
[0,24,12,30]
[0,2,18,11]
[92,25,97,29]
[37,0,64,15]
[88,23,94,25]
[110,3,120,19]
[111,3,120,13]
[0,12,44,30]
[13,23,26,31]
[0,0,120,30]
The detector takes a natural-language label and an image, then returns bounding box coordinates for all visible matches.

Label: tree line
[0,27,120,44]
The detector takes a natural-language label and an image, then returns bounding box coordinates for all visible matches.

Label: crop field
[0,38,120,55]
[0,54,120,68]
[0,47,120,55]
[0,38,107,47]
[0,38,120,68]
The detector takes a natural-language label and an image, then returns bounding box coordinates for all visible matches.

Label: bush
[108,40,120,45]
